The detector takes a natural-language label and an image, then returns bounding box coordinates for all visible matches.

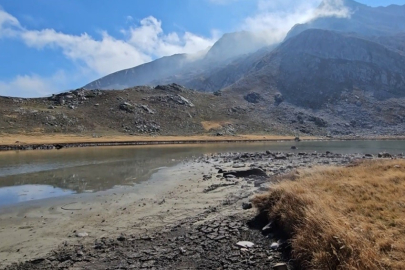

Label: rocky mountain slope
[1,82,404,138]
[247,29,405,108]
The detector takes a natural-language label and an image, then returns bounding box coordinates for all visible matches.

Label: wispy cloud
[242,0,351,44]
[0,71,67,98]
[0,8,22,37]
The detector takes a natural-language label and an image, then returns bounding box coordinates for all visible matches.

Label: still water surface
[0,140,404,206]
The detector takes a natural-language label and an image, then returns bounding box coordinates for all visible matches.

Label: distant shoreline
[0,134,404,151]
[0,135,303,151]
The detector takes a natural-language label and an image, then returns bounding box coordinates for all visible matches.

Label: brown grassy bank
[253,159,405,269]
[0,134,312,146]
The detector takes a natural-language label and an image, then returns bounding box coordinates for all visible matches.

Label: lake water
[0,140,404,207]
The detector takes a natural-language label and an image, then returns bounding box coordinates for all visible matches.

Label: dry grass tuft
[253,159,405,269]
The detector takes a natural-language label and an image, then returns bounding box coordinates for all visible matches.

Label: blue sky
[0,0,404,97]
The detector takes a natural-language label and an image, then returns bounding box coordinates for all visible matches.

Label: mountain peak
[204,31,269,63]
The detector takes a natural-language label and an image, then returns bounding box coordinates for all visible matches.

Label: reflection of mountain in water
[0,146,193,193]
[2,140,405,194]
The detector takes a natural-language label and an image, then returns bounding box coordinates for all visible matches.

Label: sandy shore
[0,159,256,268]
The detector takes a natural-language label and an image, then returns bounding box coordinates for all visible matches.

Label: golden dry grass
[253,159,405,270]
[200,121,230,131]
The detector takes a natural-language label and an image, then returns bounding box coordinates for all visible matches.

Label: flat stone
[236,241,254,248]
[273,263,288,270]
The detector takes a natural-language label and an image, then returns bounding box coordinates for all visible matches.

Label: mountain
[203,31,270,63]
[75,0,405,137]
[84,0,405,93]
[84,31,270,90]
[286,0,405,39]
[84,53,192,90]
[225,29,405,108]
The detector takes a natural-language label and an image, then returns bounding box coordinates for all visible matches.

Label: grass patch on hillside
[201,121,230,131]
[253,160,405,269]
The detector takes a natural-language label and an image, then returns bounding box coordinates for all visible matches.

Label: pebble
[270,242,279,249]
[75,232,88,238]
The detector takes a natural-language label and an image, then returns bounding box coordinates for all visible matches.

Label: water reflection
[0,140,404,206]
[0,184,74,206]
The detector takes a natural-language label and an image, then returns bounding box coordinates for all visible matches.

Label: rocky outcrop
[244,92,263,104]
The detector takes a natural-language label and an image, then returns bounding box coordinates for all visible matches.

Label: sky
[0,0,404,97]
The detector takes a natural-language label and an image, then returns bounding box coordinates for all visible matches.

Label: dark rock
[119,102,135,113]
[274,154,287,160]
[244,92,263,104]
[223,168,267,178]
[117,233,126,241]
[242,202,253,210]
[378,152,392,158]
[274,93,284,105]
[213,90,222,96]
[308,116,328,127]
[154,83,185,92]
[54,144,64,150]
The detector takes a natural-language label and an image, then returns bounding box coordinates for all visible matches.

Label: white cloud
[0,9,219,97]
[19,17,218,76]
[21,29,153,75]
[0,8,22,37]
[316,0,352,18]
[242,0,351,45]
[0,71,71,98]
[124,16,219,57]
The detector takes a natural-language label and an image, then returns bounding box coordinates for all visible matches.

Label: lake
[0,140,404,206]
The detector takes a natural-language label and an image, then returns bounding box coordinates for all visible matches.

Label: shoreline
[0,134,308,152]
[1,133,405,152]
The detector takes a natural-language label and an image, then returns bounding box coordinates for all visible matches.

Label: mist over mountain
[84,31,270,91]
[286,0,405,39]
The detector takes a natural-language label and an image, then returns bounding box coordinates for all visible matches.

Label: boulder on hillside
[155,83,185,92]
[119,102,135,113]
[244,92,263,104]
[274,93,284,105]
[308,116,328,127]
